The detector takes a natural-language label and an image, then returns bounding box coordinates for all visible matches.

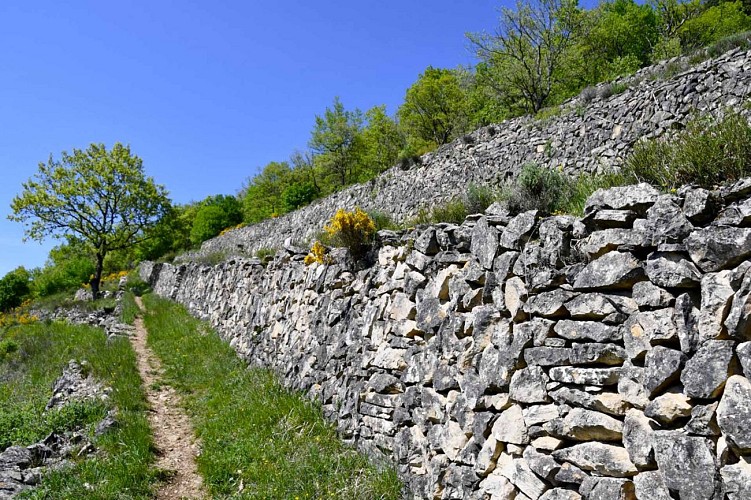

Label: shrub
[580,86,597,104]
[282,181,319,212]
[465,184,499,214]
[706,30,751,58]
[561,172,628,216]
[322,207,376,260]
[367,211,398,231]
[0,268,31,312]
[506,163,571,214]
[624,111,751,189]
[255,247,277,261]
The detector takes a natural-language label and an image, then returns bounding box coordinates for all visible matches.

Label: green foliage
[706,29,751,58]
[141,294,402,499]
[281,180,319,212]
[0,268,30,312]
[190,205,230,246]
[358,105,405,178]
[254,247,277,261]
[368,211,398,231]
[309,97,364,188]
[9,143,170,298]
[0,321,156,497]
[506,163,571,214]
[624,111,751,189]
[467,0,583,113]
[398,67,470,146]
[678,1,751,50]
[30,240,96,298]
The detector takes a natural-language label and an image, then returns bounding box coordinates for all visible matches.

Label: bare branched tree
[467,0,582,113]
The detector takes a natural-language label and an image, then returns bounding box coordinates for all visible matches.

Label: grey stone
[685,402,721,437]
[525,289,574,318]
[578,228,648,260]
[644,196,693,245]
[552,443,637,477]
[510,366,550,404]
[523,404,561,427]
[548,367,621,386]
[622,409,656,469]
[539,489,581,500]
[554,320,621,342]
[516,317,556,347]
[617,361,649,408]
[682,187,717,224]
[522,446,560,482]
[414,228,440,255]
[573,251,645,291]
[685,226,751,272]
[698,271,734,342]
[565,293,616,319]
[721,460,751,500]
[645,252,701,288]
[725,266,751,340]
[717,375,751,454]
[585,209,637,229]
[492,404,529,445]
[632,471,671,500]
[652,431,719,500]
[643,346,684,396]
[505,276,528,322]
[415,297,446,333]
[499,210,538,251]
[524,347,572,367]
[555,462,588,485]
[644,391,692,425]
[632,281,674,309]
[557,408,623,442]
[584,477,636,500]
[739,342,751,377]
[471,217,499,269]
[500,458,549,499]
[550,387,629,417]
[623,309,677,361]
[674,292,700,354]
[681,340,737,399]
[584,183,659,216]
[570,343,626,366]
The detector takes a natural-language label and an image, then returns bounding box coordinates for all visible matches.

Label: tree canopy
[9,143,170,297]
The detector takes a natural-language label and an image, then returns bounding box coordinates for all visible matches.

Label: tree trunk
[91,252,105,299]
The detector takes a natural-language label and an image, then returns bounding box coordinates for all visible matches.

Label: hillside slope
[185,48,751,261]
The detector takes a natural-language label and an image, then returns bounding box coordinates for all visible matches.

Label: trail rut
[132,297,204,499]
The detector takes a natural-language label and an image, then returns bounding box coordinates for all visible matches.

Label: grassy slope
[141,293,403,499]
[0,316,158,499]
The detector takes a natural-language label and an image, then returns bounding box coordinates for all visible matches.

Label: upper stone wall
[143,177,751,499]
[180,48,751,262]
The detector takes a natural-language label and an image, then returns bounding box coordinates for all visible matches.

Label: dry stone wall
[143,178,751,499]
[181,48,751,262]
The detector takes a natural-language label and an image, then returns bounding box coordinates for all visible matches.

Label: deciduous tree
[9,143,170,297]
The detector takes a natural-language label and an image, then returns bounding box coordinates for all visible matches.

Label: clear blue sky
[0,0,512,275]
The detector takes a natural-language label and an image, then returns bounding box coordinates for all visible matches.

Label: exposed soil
[132,297,204,499]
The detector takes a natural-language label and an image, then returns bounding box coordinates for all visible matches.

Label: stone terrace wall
[180,48,751,262]
[143,178,751,499]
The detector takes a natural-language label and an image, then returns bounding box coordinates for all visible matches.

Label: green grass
[0,320,157,499]
[141,293,403,499]
[119,291,140,326]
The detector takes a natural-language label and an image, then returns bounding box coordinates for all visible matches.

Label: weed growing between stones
[141,294,403,499]
[306,208,377,265]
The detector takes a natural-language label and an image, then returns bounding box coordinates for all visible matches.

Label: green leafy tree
[281,181,319,212]
[190,205,231,246]
[241,161,292,223]
[358,106,405,177]
[309,97,364,188]
[0,267,31,312]
[398,67,470,147]
[9,143,170,297]
[467,0,583,113]
[203,194,243,226]
[678,1,751,49]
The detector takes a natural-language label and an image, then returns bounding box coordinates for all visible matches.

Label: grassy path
[141,293,403,499]
[132,297,204,499]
